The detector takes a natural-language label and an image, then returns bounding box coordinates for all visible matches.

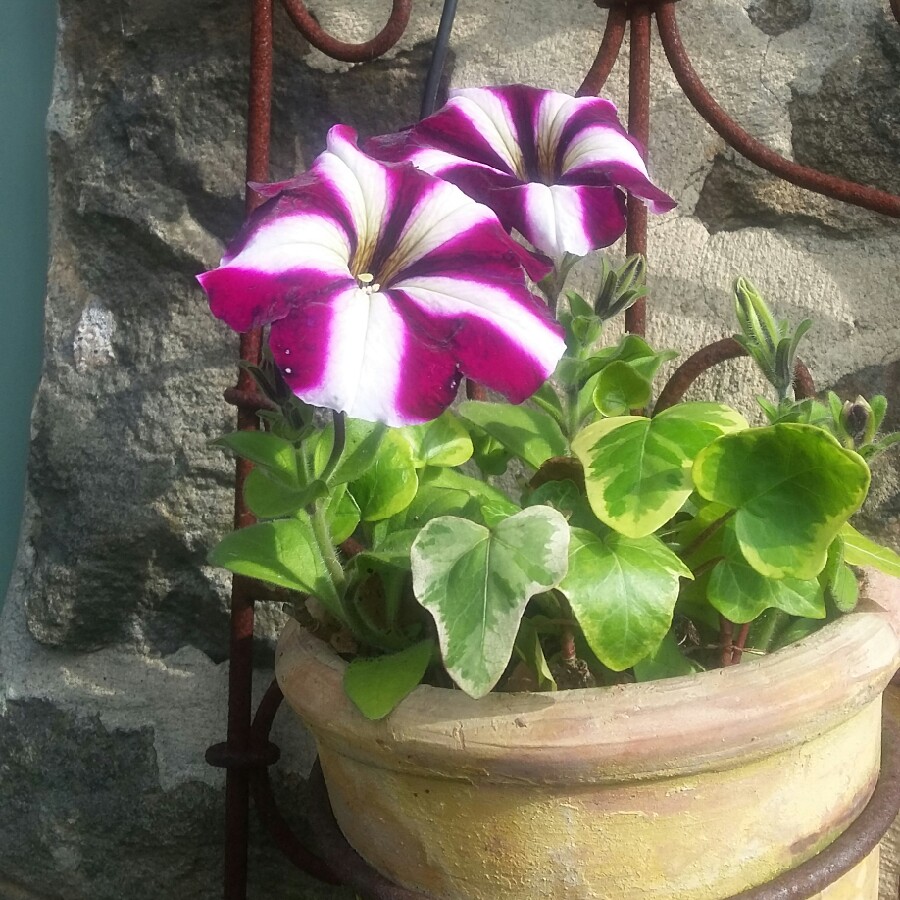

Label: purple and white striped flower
[368,85,676,260]
[198,126,565,426]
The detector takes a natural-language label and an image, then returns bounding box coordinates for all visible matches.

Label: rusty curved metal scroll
[279,0,412,62]
[655,0,900,219]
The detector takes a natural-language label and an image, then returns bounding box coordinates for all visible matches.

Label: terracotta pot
[276,592,900,900]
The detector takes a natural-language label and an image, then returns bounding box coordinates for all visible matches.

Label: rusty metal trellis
[208,1,900,898]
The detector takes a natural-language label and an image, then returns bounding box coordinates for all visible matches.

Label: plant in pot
[199,86,900,899]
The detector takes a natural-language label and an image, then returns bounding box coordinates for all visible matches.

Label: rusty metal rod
[655,1,900,218]
[624,3,652,337]
[221,1,273,897]
[250,680,341,884]
[279,0,411,62]
[576,5,627,97]
[654,337,815,413]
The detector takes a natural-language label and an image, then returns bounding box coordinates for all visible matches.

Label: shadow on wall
[0,1,58,605]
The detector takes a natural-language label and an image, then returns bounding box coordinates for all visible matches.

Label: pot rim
[276,583,900,783]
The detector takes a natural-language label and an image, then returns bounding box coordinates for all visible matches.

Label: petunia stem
[310,499,346,596]
[322,410,346,483]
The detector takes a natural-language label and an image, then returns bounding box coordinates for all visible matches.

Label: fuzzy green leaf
[349,430,418,522]
[841,524,900,577]
[459,401,568,469]
[208,517,342,620]
[213,431,299,487]
[243,469,327,519]
[400,412,473,468]
[411,507,570,698]
[343,640,434,720]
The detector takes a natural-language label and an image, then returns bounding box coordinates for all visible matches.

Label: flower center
[356,272,381,294]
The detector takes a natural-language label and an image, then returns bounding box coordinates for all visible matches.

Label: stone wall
[0,0,897,897]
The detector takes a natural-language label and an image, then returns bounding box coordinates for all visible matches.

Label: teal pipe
[0,2,58,605]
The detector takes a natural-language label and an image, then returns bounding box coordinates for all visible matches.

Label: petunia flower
[198,125,565,426]
[368,85,676,260]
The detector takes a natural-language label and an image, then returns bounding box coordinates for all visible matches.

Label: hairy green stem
[322,410,346,482]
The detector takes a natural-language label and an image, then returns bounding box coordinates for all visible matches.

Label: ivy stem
[680,510,735,561]
[690,555,723,580]
[554,592,578,663]
[719,615,734,668]
[731,622,751,665]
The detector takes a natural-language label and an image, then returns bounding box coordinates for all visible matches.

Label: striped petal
[368,85,675,259]
[198,125,563,426]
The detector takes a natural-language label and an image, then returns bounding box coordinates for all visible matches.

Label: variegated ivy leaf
[841,523,900,578]
[400,411,473,468]
[707,522,825,623]
[693,424,870,579]
[411,507,569,698]
[572,403,747,538]
[558,527,692,671]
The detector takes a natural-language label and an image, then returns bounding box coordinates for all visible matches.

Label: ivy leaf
[400,412,473,468]
[208,517,342,620]
[411,507,570,698]
[632,632,702,682]
[459,400,568,469]
[693,424,870,579]
[592,360,652,416]
[213,431,299,487]
[558,527,692,671]
[707,523,825,623]
[841,524,900,577]
[343,640,434,720]
[572,403,747,538]
[349,430,418,522]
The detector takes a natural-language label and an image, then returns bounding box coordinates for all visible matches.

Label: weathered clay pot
[276,591,900,899]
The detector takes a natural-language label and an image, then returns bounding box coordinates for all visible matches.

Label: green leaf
[400,412,473,468]
[572,403,748,538]
[458,400,568,469]
[213,431,299,487]
[243,469,327,519]
[693,424,870,579]
[559,528,693,671]
[530,381,566,426]
[592,360,652,416]
[208,518,342,620]
[315,419,387,485]
[632,631,702,682]
[343,640,434,720]
[349,430,418,522]
[324,484,360,545]
[707,523,825,623]
[513,617,557,691]
[841,524,900,577]
[411,507,570,698]
[525,479,598,531]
